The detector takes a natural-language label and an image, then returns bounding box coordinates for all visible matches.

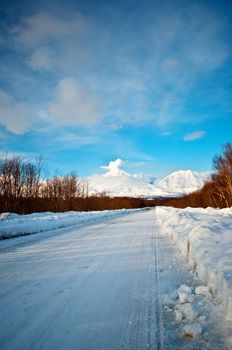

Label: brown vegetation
[0,154,150,214]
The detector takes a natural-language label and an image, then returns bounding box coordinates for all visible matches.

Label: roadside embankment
[155,206,232,346]
[0,208,144,239]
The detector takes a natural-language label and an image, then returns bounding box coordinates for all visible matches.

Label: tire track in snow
[118,219,150,350]
[119,218,164,350]
[153,225,164,350]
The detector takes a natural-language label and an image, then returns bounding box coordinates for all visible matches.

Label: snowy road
[0,209,226,349]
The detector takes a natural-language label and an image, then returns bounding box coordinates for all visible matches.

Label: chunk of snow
[182,323,203,338]
[175,303,198,321]
[175,310,183,322]
[195,285,210,296]
[177,284,194,303]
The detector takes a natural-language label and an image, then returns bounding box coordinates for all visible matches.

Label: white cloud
[11,12,93,74]
[49,78,104,126]
[27,46,54,71]
[183,5,229,70]
[0,91,33,134]
[54,132,98,148]
[101,159,125,171]
[183,131,206,141]
[12,12,89,49]
[161,58,180,70]
[4,4,231,131]
[162,132,172,137]
[100,159,128,176]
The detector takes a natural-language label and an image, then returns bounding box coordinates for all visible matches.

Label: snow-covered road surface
[0,209,226,349]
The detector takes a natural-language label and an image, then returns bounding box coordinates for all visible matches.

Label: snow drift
[155,206,232,342]
[0,209,144,239]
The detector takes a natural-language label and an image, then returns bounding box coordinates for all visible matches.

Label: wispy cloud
[0,91,33,134]
[183,131,206,141]
[54,132,99,148]
[0,2,231,135]
[49,78,104,127]
[27,46,55,71]
[11,12,90,50]
[11,12,95,74]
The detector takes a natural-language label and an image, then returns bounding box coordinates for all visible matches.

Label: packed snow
[0,204,231,347]
[87,159,206,197]
[0,209,226,349]
[0,209,144,239]
[175,302,197,322]
[156,206,232,346]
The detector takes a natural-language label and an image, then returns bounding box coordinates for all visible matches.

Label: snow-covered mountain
[87,159,206,198]
[155,170,206,195]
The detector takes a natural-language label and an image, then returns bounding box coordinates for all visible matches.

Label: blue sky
[0,0,231,177]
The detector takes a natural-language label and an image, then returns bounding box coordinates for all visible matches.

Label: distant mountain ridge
[87,159,207,198]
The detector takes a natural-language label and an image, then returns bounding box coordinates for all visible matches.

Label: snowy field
[156,206,232,346]
[0,208,144,239]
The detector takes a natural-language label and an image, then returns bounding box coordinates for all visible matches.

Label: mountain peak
[87,162,206,198]
[157,169,205,192]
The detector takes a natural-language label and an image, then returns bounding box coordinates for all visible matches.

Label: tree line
[0,143,231,214]
[0,154,150,214]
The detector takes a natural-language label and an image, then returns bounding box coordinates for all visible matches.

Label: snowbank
[0,209,143,239]
[156,206,232,339]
